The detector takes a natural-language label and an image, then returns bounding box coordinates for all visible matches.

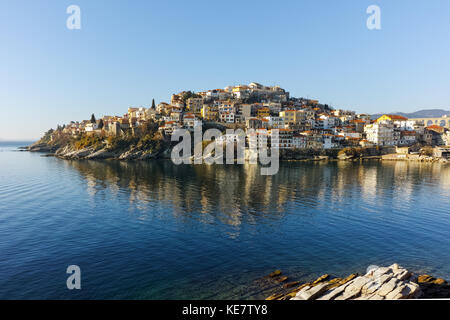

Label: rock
[418,275,434,283]
[285,282,311,297]
[312,274,330,285]
[343,276,371,296]
[392,268,411,281]
[389,263,400,271]
[265,293,284,300]
[283,281,300,289]
[418,274,448,285]
[268,270,281,278]
[377,278,400,297]
[365,266,393,278]
[85,148,116,159]
[284,291,299,299]
[433,278,447,285]
[291,286,311,300]
[276,276,288,283]
[295,283,329,300]
[265,265,447,301]
[317,279,355,300]
[385,282,420,300]
[325,278,343,289]
[362,274,392,295]
[339,273,358,285]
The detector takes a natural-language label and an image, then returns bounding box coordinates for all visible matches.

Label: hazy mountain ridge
[371,109,450,120]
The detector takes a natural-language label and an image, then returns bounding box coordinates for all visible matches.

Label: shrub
[421,146,434,156]
[73,134,104,150]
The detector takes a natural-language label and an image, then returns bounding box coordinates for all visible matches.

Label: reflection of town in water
[64,160,449,231]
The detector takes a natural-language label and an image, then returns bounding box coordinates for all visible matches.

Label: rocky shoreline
[25,142,448,163]
[264,264,450,300]
[26,142,171,161]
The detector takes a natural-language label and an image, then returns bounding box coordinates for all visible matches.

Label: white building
[364,121,395,146]
[85,123,98,132]
[220,112,235,123]
[264,116,284,129]
[292,134,307,149]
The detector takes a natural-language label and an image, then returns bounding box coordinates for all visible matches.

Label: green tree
[90,114,96,124]
[98,119,104,129]
[181,91,201,102]
[151,99,156,109]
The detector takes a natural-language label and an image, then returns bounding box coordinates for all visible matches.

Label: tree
[98,119,104,129]
[181,91,201,102]
[151,99,156,110]
[90,114,96,124]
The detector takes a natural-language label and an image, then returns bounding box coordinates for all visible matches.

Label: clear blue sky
[1,0,450,140]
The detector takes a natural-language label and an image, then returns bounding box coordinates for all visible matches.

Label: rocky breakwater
[265,264,450,300]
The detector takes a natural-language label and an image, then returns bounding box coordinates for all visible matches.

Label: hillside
[371,109,450,120]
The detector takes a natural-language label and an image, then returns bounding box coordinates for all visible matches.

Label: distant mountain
[371,109,450,120]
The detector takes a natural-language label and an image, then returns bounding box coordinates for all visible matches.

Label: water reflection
[64,159,449,229]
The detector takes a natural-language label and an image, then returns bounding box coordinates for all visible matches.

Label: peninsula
[27,82,450,162]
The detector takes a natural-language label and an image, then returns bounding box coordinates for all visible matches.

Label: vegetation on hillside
[68,119,169,154]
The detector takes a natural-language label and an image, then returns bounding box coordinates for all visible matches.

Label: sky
[1,0,450,140]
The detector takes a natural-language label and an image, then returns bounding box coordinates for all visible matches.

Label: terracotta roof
[388,115,408,120]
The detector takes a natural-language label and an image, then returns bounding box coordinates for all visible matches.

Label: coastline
[24,142,448,163]
[262,264,450,300]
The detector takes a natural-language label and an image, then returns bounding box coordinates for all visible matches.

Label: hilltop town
[30,82,450,161]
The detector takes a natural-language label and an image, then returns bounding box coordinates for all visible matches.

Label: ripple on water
[0,147,449,299]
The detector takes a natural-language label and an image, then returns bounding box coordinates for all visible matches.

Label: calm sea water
[0,141,449,299]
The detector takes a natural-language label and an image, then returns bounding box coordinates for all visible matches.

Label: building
[264,116,284,129]
[257,107,270,119]
[186,98,203,116]
[270,129,293,149]
[426,125,446,145]
[246,117,263,129]
[201,105,218,121]
[219,112,235,123]
[364,121,395,146]
[292,134,307,149]
[85,122,98,132]
[279,110,297,126]
[398,130,416,146]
